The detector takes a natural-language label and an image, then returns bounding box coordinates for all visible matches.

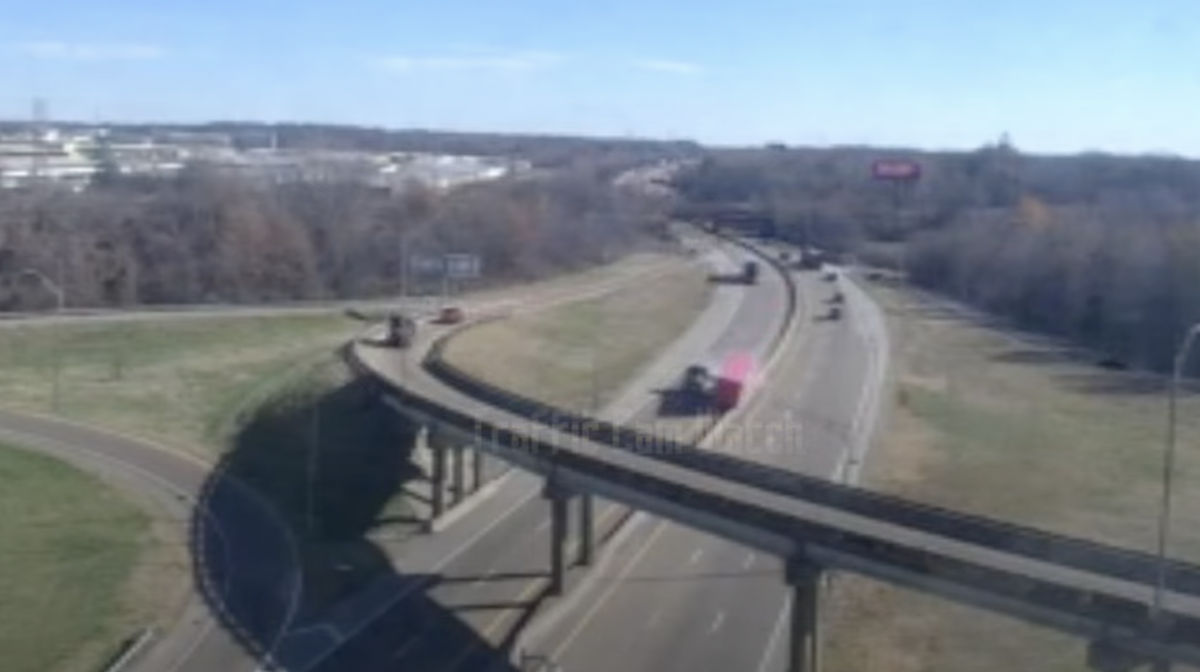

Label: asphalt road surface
[312,236,789,672]
[517,263,889,672]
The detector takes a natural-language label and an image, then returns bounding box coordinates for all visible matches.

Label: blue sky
[2,0,1199,153]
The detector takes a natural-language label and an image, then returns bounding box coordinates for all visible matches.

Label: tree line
[0,163,671,310]
[674,139,1200,374]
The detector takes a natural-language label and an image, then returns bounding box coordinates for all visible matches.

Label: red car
[437,306,465,324]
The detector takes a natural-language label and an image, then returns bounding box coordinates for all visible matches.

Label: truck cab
[743,261,759,285]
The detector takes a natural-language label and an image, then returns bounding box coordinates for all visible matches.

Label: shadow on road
[189,358,522,671]
[654,386,713,418]
[989,348,1079,366]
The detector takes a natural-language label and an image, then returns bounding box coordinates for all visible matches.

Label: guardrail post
[578,494,595,566]
[786,557,824,672]
[544,480,570,595]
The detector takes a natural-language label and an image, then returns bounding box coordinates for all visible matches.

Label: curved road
[310,234,793,671]
[0,240,734,672]
[516,258,889,672]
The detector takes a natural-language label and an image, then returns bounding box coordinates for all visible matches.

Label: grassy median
[441,261,712,412]
[825,283,1200,672]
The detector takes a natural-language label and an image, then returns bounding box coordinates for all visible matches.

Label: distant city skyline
[2,0,1199,155]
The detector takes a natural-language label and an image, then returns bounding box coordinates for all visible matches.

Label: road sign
[410,255,446,277]
[444,253,482,279]
[872,159,922,182]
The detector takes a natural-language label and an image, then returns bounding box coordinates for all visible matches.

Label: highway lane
[521,267,885,672]
[316,236,791,671]
[351,239,1200,671]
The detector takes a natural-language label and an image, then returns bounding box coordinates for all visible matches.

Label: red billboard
[872,159,922,181]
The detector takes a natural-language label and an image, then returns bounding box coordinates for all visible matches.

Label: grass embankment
[0,443,166,672]
[442,262,712,412]
[0,313,358,457]
[0,313,358,672]
[825,284,1200,672]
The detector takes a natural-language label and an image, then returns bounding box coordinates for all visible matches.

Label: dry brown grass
[824,284,1200,672]
[443,261,712,412]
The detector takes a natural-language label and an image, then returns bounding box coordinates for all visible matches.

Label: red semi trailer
[713,352,756,412]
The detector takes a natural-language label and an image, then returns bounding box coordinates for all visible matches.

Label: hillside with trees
[0,162,670,310]
[674,139,1200,374]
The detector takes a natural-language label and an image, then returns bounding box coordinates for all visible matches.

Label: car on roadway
[436,306,465,324]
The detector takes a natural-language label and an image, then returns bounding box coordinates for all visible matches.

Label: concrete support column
[578,494,595,566]
[430,442,447,521]
[472,449,484,492]
[786,558,824,672]
[452,445,466,505]
[544,480,570,596]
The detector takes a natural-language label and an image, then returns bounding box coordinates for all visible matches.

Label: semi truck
[742,261,759,285]
[684,353,756,413]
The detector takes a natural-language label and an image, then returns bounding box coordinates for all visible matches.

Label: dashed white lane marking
[535,519,550,532]
[689,549,704,566]
[743,552,756,570]
[709,611,726,634]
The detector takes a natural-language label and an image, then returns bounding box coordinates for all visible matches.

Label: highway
[355,234,1200,669]
[516,262,887,672]
[309,234,792,671]
[0,246,709,672]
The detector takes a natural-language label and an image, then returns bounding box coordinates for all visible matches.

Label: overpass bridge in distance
[347,335,1200,672]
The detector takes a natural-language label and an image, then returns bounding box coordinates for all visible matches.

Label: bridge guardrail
[344,341,1200,667]
[416,234,1200,599]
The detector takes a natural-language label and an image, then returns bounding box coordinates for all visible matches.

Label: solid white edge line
[754,594,792,672]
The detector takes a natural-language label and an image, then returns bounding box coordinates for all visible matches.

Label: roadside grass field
[824,283,1200,672]
[442,261,712,412]
[0,313,358,457]
[0,250,687,670]
[0,254,685,457]
[0,443,184,672]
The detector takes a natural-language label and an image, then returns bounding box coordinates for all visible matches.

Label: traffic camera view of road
[7,7,1200,671]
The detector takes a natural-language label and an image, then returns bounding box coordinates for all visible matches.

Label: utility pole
[307,362,322,537]
[1152,322,1200,669]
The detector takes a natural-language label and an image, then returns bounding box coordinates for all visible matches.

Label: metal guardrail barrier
[345,229,1200,667]
[346,343,1200,667]
[417,236,1200,599]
